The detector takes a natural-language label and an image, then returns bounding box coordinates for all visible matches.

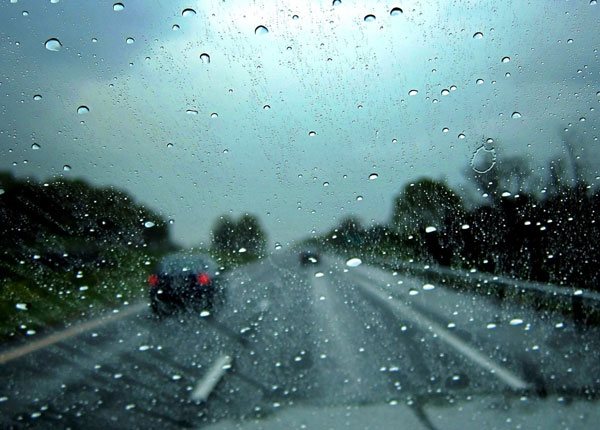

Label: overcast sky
[0,0,598,248]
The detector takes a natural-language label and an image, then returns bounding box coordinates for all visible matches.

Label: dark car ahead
[299,250,320,266]
[148,252,223,317]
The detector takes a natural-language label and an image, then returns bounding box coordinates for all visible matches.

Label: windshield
[1,1,599,428]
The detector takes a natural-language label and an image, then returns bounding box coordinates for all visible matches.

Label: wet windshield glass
[1,0,599,428]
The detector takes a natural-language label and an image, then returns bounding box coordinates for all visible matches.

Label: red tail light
[197,272,211,286]
[148,274,159,287]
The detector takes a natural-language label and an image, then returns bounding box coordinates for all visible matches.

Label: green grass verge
[0,247,160,344]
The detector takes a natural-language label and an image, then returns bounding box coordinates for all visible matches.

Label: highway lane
[1,251,599,429]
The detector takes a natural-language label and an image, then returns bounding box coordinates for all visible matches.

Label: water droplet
[144,221,155,228]
[292,14,299,20]
[139,345,150,351]
[368,173,378,180]
[126,37,135,44]
[199,53,210,63]
[44,38,62,51]
[323,181,329,187]
[200,310,210,317]
[31,143,40,150]
[63,165,71,171]
[425,226,437,233]
[461,224,470,230]
[450,85,457,91]
[471,146,496,173]
[567,38,573,44]
[511,111,522,119]
[486,322,497,329]
[186,109,198,115]
[263,104,271,110]
[356,195,363,201]
[308,131,317,137]
[391,138,398,144]
[315,272,324,278]
[91,37,98,43]
[210,112,218,118]
[458,133,466,139]
[390,7,403,16]
[364,14,376,22]
[409,289,418,296]
[591,0,597,5]
[172,24,180,31]
[33,94,42,101]
[501,56,511,63]
[441,88,450,96]
[255,25,269,35]
[408,89,418,96]
[509,318,524,326]
[166,142,174,148]
[476,78,484,85]
[113,3,124,11]
[332,0,341,6]
[422,283,435,290]
[77,105,89,114]
[346,258,362,267]
[274,243,282,250]
[442,127,449,133]
[16,303,28,311]
[238,247,247,253]
[473,32,483,39]
[22,11,28,16]
[168,219,175,224]
[182,8,196,17]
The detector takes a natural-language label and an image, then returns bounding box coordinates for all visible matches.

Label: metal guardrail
[374,256,600,325]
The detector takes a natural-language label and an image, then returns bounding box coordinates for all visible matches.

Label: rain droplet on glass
[255,25,269,35]
[199,53,210,63]
[45,38,62,51]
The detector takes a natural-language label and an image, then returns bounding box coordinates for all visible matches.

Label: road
[1,251,599,429]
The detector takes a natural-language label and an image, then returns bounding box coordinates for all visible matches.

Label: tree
[210,214,267,257]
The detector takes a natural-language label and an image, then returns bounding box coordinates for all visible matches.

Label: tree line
[319,156,600,292]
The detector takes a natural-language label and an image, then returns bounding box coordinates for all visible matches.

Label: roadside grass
[0,246,263,345]
[0,247,159,344]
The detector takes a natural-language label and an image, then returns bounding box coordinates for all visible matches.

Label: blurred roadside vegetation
[0,172,269,343]
[209,213,267,268]
[0,173,174,343]
[311,153,600,294]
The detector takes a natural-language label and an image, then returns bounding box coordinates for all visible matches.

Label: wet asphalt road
[1,251,600,429]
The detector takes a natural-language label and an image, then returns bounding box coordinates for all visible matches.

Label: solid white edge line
[354,278,530,391]
[191,354,232,402]
[0,302,148,365]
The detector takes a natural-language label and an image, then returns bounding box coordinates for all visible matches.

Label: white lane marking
[354,277,530,391]
[0,302,148,365]
[191,355,232,402]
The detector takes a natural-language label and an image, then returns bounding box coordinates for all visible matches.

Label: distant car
[299,250,320,266]
[148,252,222,317]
